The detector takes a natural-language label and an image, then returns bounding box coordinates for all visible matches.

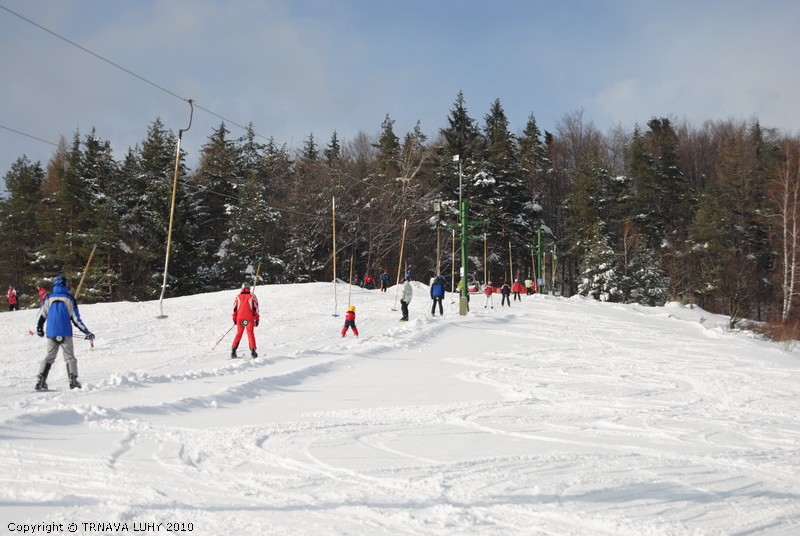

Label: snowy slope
[1,282,799,535]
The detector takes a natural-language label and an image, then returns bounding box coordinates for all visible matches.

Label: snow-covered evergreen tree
[577,222,623,302]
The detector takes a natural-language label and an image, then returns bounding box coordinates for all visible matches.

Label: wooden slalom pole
[508,241,513,284]
[347,248,355,307]
[392,219,408,311]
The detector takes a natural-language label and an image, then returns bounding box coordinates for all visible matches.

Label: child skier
[484,281,495,309]
[341,305,359,337]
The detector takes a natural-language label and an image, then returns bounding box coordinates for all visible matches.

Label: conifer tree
[0,156,45,292]
[192,122,242,289]
[477,99,538,279]
[577,220,622,302]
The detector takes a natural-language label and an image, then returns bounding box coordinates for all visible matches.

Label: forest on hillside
[2,92,799,328]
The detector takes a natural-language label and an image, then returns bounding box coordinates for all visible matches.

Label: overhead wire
[0,4,270,143]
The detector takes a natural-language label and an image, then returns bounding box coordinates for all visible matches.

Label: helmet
[53,275,67,288]
[347,305,356,312]
[241,282,250,290]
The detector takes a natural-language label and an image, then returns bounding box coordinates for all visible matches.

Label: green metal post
[459,199,469,315]
[536,225,543,293]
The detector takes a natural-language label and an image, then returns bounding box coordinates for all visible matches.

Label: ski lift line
[0,124,59,147]
[172,177,418,229]
[0,5,270,143]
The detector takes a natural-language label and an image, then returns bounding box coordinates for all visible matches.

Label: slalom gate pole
[157,99,194,319]
[508,241,513,284]
[392,219,407,311]
[332,197,339,317]
[483,233,487,287]
[347,249,354,307]
[212,324,235,350]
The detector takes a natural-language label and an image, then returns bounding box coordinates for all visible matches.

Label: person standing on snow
[7,285,18,311]
[430,275,445,316]
[231,282,260,359]
[341,305,359,337]
[379,270,390,292]
[483,281,495,308]
[500,281,511,307]
[34,275,94,390]
[400,278,412,321]
[37,283,48,304]
[512,279,523,301]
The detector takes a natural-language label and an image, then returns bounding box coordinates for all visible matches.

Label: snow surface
[1,282,799,535]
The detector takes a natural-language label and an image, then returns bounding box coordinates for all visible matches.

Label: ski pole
[212,324,235,350]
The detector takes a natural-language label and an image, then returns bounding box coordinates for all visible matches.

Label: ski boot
[68,373,81,390]
[251,349,258,359]
[231,347,238,359]
[35,363,51,391]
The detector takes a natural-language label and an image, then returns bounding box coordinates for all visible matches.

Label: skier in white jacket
[400,279,412,321]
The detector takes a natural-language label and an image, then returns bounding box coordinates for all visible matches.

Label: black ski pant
[400,300,409,320]
[431,297,443,316]
[501,294,511,306]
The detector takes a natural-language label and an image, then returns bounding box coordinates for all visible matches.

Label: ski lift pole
[451,229,456,303]
[392,219,408,310]
[347,248,355,307]
[332,196,339,317]
[157,99,194,319]
[252,261,262,292]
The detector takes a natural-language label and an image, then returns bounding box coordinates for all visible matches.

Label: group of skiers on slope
[481,279,527,308]
[351,270,393,292]
[26,269,533,390]
[7,284,52,311]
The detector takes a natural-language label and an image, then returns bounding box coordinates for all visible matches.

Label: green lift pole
[536,225,543,293]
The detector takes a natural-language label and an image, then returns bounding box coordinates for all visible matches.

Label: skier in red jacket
[231,283,259,358]
[483,281,495,309]
[341,305,359,337]
[511,279,523,301]
[7,285,18,311]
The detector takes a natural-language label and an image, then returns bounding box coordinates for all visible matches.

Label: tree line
[2,92,799,328]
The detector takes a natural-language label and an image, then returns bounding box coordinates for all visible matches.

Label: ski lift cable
[0,4,269,142]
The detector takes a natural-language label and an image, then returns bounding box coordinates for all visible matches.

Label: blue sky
[1,0,799,182]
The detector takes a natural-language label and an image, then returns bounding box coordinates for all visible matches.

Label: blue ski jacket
[430,277,445,298]
[37,282,89,338]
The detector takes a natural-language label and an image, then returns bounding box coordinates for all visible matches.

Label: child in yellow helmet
[341,305,359,337]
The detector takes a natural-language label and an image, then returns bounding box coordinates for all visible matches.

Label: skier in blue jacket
[34,275,94,390]
[430,275,445,316]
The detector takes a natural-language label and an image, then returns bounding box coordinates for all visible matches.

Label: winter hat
[53,275,67,288]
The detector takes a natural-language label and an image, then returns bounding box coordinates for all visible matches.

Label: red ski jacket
[512,281,523,293]
[232,289,259,324]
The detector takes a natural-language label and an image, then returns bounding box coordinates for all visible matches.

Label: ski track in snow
[1,282,799,535]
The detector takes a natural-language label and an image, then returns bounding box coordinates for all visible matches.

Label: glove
[36,326,44,337]
[255,319,259,327]
[85,332,95,341]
